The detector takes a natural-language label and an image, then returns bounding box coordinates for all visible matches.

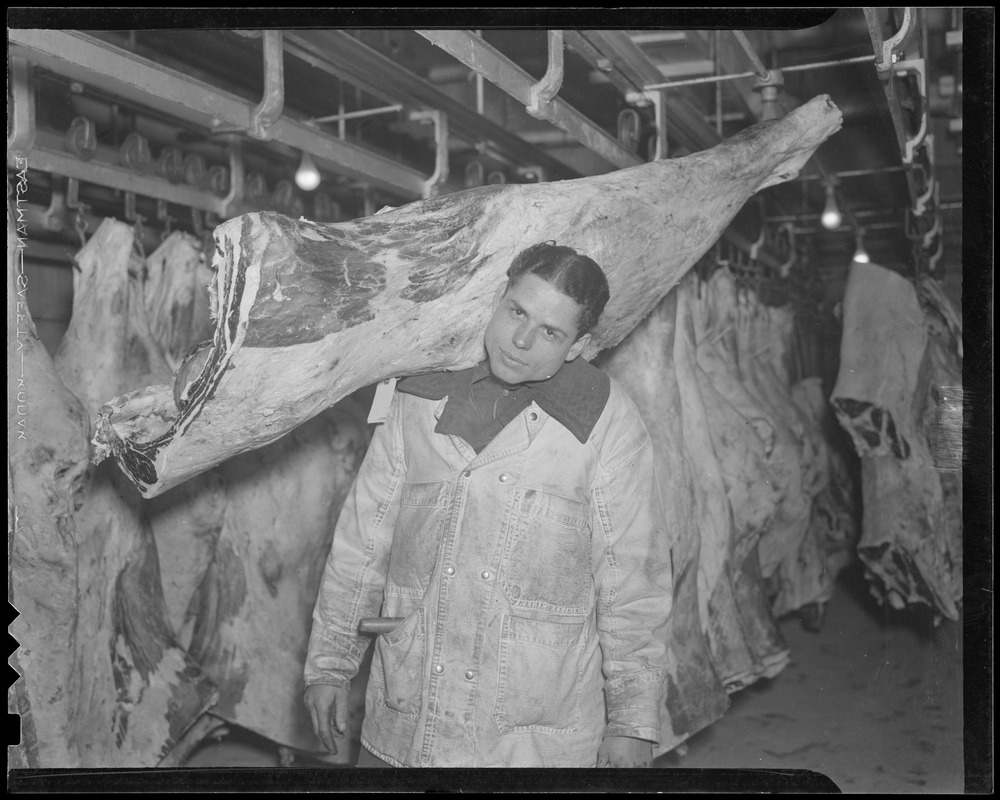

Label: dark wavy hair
[506,241,610,337]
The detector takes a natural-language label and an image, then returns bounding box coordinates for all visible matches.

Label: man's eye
[544,328,556,338]
[511,308,524,317]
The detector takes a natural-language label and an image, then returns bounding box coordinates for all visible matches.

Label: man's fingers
[305,689,340,754]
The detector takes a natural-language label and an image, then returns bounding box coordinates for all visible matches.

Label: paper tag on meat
[368,377,397,424]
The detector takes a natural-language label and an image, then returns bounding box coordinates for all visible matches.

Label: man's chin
[487,355,528,385]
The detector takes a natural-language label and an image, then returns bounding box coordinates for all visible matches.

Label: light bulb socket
[295,152,321,191]
[821,184,842,230]
[853,229,870,263]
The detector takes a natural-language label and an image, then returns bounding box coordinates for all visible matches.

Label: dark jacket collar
[397,357,610,444]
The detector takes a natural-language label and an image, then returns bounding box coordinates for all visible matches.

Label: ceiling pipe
[249,30,285,141]
[308,104,404,125]
[408,110,450,198]
[7,56,36,157]
[526,31,565,119]
[731,31,771,80]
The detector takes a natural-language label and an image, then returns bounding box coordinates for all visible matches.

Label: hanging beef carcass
[745,301,833,618]
[689,269,783,571]
[673,274,790,690]
[8,213,94,768]
[599,288,731,753]
[831,261,962,620]
[134,234,373,759]
[138,236,374,758]
[92,95,844,499]
[142,231,216,370]
[12,218,219,767]
[686,264,851,628]
[790,376,861,617]
[184,402,369,759]
[10,219,371,767]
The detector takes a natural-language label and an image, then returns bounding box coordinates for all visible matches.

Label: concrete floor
[654,561,965,793]
[185,562,965,792]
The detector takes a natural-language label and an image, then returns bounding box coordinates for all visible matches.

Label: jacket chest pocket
[499,488,592,613]
[388,482,449,591]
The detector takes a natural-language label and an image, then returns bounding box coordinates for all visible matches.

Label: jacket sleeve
[304,390,406,687]
[590,396,674,743]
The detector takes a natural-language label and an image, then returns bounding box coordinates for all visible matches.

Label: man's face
[483,273,592,385]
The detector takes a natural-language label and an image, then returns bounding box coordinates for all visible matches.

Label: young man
[304,242,673,768]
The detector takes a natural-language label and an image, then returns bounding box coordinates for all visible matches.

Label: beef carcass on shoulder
[92,95,844,498]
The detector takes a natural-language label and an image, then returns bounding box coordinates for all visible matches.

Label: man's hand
[596,735,654,768]
[304,683,349,754]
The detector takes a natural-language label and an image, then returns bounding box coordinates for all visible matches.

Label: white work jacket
[305,379,673,767]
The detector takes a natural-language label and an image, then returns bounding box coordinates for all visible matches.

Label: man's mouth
[499,349,526,366]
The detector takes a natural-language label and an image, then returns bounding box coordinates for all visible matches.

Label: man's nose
[513,324,534,350]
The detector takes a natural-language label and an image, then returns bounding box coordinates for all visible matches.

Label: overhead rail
[863,7,928,220]
[417,29,640,171]
[282,30,581,182]
[7,29,435,201]
[576,30,723,151]
[640,54,876,92]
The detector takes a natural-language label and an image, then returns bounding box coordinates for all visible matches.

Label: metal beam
[8,29,431,199]
[11,131,226,215]
[578,31,723,150]
[282,30,583,181]
[7,56,36,155]
[417,30,640,171]
[863,9,926,221]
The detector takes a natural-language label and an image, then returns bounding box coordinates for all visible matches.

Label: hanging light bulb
[853,228,870,264]
[821,183,842,230]
[295,151,321,191]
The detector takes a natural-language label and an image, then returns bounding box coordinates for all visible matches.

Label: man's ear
[492,280,508,310]
[564,332,592,362]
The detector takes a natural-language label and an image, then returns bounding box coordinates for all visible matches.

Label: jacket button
[498,473,508,482]
[529,411,538,421]
[480,570,491,580]
[464,670,476,681]
[444,566,455,576]
[463,469,472,478]
[433,664,444,674]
